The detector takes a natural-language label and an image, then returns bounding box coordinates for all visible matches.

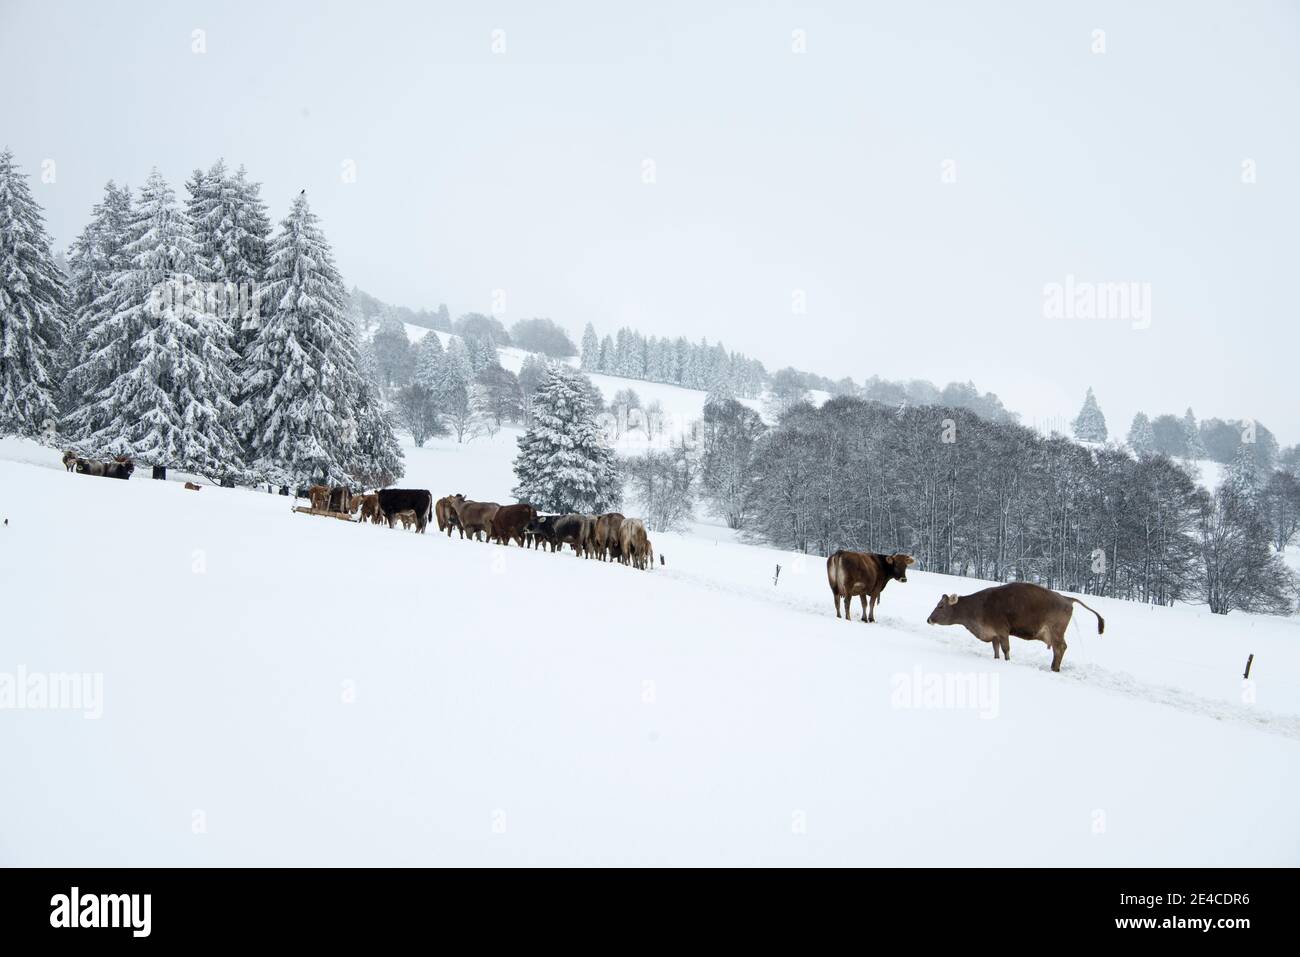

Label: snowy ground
[1,436,1298,866]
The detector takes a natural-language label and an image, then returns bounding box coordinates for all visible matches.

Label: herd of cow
[305,484,657,570]
[62,451,135,479]
[60,449,1106,670]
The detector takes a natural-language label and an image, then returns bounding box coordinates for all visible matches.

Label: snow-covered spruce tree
[1071,387,1107,442]
[413,330,444,389]
[1182,408,1207,458]
[436,336,476,442]
[350,378,404,486]
[1127,412,1156,455]
[241,191,369,485]
[0,149,68,438]
[512,366,620,513]
[185,160,271,350]
[579,322,599,372]
[70,170,243,475]
[704,366,735,408]
[63,181,133,412]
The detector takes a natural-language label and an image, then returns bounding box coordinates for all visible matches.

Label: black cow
[377,489,432,533]
[76,458,135,480]
[525,513,591,557]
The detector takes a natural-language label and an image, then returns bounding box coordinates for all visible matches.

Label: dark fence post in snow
[773,564,781,586]
[1243,654,1254,680]
[151,465,166,481]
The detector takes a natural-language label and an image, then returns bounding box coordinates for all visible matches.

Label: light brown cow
[435,495,462,536]
[618,518,652,570]
[356,493,381,525]
[308,484,331,511]
[593,513,626,561]
[926,582,1105,673]
[395,509,418,531]
[826,550,914,623]
[449,494,500,542]
[183,482,201,491]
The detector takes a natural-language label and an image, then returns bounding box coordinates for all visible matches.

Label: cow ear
[946,594,958,605]
[884,555,894,566]
[904,555,916,566]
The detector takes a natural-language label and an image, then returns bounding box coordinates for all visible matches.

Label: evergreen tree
[1071,387,1107,442]
[64,181,133,411]
[241,191,364,484]
[598,334,614,373]
[580,322,599,372]
[1182,408,1207,458]
[0,149,68,438]
[705,367,735,408]
[413,331,444,389]
[351,378,405,485]
[1127,412,1156,455]
[512,366,620,513]
[70,170,242,473]
[436,337,476,442]
[186,160,271,349]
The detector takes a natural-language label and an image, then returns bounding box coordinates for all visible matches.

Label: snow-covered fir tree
[241,191,372,484]
[68,170,243,474]
[1127,412,1156,455]
[0,149,68,438]
[350,378,405,486]
[413,330,444,389]
[1182,408,1207,458]
[436,336,476,442]
[512,365,620,513]
[579,322,599,372]
[705,366,735,408]
[185,160,271,350]
[63,181,133,411]
[1071,387,1107,442]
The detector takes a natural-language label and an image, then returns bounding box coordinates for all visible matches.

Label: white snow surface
[2,435,1298,866]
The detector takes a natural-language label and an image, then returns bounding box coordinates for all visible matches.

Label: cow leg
[833,593,841,618]
[1000,635,1011,661]
[865,594,876,623]
[1050,632,1066,672]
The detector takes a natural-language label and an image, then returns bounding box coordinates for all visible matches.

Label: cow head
[885,553,915,583]
[926,593,960,625]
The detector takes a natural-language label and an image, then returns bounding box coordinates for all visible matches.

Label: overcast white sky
[3,0,1298,442]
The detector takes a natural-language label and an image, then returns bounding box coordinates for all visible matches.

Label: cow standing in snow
[826,550,914,622]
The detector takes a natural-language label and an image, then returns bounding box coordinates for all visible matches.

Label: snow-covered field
[2,435,1298,866]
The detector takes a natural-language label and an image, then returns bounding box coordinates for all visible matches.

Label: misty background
[3,0,1297,440]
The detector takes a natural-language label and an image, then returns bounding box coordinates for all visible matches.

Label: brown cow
[435,495,463,537]
[308,484,331,511]
[355,493,380,524]
[395,509,418,531]
[592,513,625,561]
[618,518,651,569]
[62,451,79,472]
[926,582,1105,673]
[449,494,500,542]
[826,550,914,623]
[183,482,201,491]
[490,504,538,547]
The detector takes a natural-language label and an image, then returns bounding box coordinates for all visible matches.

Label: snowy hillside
[2,437,1297,866]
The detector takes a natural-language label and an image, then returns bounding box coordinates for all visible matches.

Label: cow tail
[1069,597,1105,635]
[424,495,433,533]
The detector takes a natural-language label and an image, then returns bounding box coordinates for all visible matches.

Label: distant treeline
[694,395,1299,616]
